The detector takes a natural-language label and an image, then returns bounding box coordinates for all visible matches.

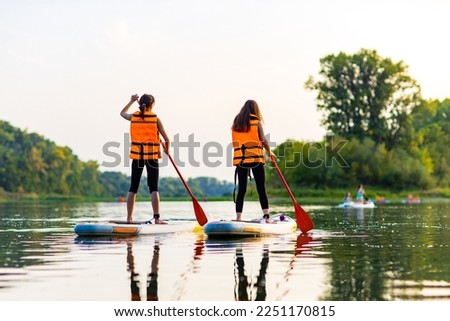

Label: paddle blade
[294,202,314,233]
[192,199,208,226]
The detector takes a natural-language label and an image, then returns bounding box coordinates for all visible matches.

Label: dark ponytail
[138,94,155,118]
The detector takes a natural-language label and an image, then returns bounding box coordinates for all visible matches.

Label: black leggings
[129,159,159,193]
[235,162,269,213]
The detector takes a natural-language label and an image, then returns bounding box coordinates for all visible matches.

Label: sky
[1,0,449,182]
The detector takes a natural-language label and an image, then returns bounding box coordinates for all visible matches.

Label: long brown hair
[231,100,263,132]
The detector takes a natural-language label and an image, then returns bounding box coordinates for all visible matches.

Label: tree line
[266,49,450,191]
[0,120,233,198]
[2,49,449,198]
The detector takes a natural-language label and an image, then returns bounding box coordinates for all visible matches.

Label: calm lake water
[0,200,449,301]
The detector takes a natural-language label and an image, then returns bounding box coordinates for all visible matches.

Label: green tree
[305,49,422,149]
[410,99,450,186]
[189,176,234,197]
[98,171,130,197]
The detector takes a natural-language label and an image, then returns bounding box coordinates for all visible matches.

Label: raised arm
[157,118,171,155]
[120,94,139,121]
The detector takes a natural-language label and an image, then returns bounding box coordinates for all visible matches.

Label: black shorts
[129,159,159,193]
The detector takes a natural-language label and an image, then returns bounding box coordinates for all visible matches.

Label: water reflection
[124,236,206,301]
[234,245,269,301]
[126,240,159,301]
[316,204,450,300]
[171,236,204,300]
[0,201,449,301]
[229,234,313,301]
[341,207,375,233]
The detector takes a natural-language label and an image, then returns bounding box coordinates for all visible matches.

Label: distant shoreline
[1,189,449,205]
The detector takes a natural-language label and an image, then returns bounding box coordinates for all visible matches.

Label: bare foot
[154,219,167,224]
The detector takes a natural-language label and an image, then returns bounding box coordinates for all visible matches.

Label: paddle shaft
[270,154,314,233]
[270,155,298,204]
[166,153,196,200]
[161,142,196,199]
[163,146,208,226]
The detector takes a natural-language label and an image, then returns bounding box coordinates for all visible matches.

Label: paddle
[269,154,314,233]
[164,149,208,226]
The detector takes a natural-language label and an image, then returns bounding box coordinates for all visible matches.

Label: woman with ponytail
[120,94,170,224]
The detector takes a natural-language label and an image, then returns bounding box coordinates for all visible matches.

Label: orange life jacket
[232,114,265,165]
[129,110,161,160]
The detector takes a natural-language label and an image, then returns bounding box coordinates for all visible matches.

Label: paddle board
[203,214,297,237]
[337,201,376,208]
[74,220,198,237]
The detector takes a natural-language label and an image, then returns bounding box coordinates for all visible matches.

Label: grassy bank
[0,190,231,203]
[267,186,450,205]
[1,187,450,204]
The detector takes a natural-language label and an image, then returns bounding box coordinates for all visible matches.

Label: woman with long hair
[231,100,275,222]
[120,94,170,224]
